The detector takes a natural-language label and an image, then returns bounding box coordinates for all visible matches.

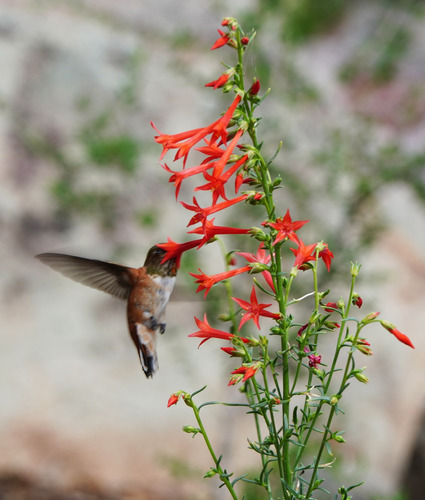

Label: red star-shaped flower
[263,210,308,245]
[290,237,317,270]
[232,286,280,330]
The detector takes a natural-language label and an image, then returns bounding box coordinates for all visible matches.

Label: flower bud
[380,320,414,349]
[333,434,346,444]
[356,338,373,356]
[352,293,363,308]
[249,79,261,95]
[330,395,340,406]
[324,321,341,330]
[245,191,263,204]
[247,336,261,347]
[182,425,200,434]
[353,370,369,384]
[249,227,269,242]
[204,469,217,478]
[248,262,270,274]
[350,261,361,277]
[323,302,338,313]
[221,346,244,357]
[361,311,380,324]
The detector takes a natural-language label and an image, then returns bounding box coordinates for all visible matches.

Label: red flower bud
[249,79,261,96]
[380,320,414,349]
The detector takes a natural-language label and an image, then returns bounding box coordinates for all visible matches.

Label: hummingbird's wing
[36,253,133,300]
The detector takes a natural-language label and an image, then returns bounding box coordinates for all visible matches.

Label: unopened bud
[361,311,380,324]
[249,227,269,242]
[351,261,361,277]
[182,425,199,434]
[245,191,263,204]
[333,434,346,444]
[204,469,217,478]
[353,370,369,384]
[248,262,269,273]
[337,298,345,310]
[356,338,373,356]
[249,79,260,96]
[330,395,340,406]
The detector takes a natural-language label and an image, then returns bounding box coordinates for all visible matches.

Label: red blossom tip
[249,79,261,96]
[380,320,415,349]
[157,238,201,268]
[167,393,181,407]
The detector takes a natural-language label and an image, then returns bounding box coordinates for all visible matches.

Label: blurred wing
[36,252,133,300]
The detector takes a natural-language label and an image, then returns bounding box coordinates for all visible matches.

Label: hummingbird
[36,245,177,378]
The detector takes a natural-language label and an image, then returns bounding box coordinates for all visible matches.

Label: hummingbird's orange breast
[126,268,161,326]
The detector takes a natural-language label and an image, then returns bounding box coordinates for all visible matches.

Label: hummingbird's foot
[147,316,166,334]
[148,315,159,331]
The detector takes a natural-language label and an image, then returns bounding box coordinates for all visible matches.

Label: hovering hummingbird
[36,245,177,378]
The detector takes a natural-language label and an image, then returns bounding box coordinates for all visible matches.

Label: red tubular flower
[189,314,249,347]
[232,286,280,330]
[308,353,321,369]
[167,393,181,407]
[290,238,317,270]
[196,141,227,162]
[189,218,251,247]
[190,265,251,297]
[221,346,243,356]
[323,302,339,313]
[157,238,202,267]
[162,161,214,199]
[319,244,334,272]
[195,155,248,205]
[152,95,241,166]
[211,29,230,50]
[208,95,242,146]
[237,245,275,292]
[205,72,231,89]
[211,129,245,177]
[380,320,415,349]
[181,194,249,227]
[151,123,205,161]
[297,323,308,337]
[352,295,363,308]
[303,346,321,368]
[263,209,309,245]
[228,362,260,385]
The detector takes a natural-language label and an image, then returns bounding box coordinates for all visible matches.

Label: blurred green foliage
[281,0,346,44]
[340,25,410,84]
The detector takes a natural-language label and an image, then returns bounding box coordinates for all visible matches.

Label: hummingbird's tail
[133,323,159,378]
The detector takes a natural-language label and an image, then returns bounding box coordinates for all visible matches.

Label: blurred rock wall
[1,1,424,499]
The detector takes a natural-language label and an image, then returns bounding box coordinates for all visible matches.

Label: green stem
[324,273,356,393]
[190,398,239,499]
[217,237,239,334]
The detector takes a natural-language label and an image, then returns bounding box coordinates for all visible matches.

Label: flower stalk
[158,17,414,499]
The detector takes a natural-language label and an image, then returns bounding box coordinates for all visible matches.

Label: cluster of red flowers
[157,20,414,397]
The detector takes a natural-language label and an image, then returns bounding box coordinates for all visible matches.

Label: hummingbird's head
[144,245,178,277]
